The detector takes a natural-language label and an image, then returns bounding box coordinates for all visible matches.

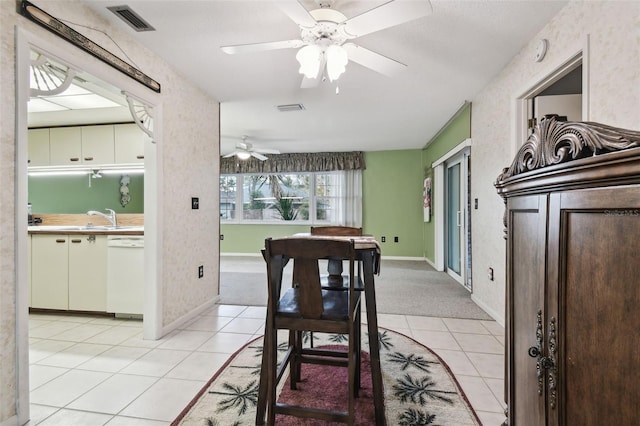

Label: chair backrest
[264,237,356,319]
[310,226,363,236]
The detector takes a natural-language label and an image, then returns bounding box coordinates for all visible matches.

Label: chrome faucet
[87,208,117,227]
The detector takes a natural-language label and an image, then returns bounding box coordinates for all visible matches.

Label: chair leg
[289,330,300,390]
[354,304,361,397]
[267,326,278,425]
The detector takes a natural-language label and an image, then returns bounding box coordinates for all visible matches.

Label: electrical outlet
[487,267,494,281]
[394,236,399,243]
[191,197,199,209]
[475,198,479,210]
[381,236,386,243]
[198,265,204,278]
[220,234,224,240]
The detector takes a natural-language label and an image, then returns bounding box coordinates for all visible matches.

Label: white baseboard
[471,294,505,327]
[159,297,219,337]
[380,256,428,261]
[221,252,262,257]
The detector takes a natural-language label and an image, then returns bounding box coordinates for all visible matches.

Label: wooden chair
[311,226,364,291]
[256,237,361,425]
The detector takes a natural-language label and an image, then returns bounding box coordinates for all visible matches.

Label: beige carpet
[220,257,491,320]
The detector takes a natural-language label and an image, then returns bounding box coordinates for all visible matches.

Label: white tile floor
[28,305,506,425]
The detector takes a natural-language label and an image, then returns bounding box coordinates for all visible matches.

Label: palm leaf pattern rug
[172,328,481,425]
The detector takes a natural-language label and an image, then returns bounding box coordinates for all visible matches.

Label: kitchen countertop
[28,226,144,236]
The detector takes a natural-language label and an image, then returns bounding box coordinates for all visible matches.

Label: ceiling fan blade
[343,43,407,77]
[342,0,433,38]
[276,1,317,28]
[221,39,303,55]
[254,148,281,154]
[252,152,269,161]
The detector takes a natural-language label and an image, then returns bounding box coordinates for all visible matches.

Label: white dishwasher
[107,235,144,317]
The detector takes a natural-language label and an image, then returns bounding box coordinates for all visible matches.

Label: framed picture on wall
[423,176,432,222]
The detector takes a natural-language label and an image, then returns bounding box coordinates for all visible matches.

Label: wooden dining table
[291,233,385,424]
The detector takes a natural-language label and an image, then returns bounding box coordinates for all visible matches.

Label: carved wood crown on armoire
[495,115,640,426]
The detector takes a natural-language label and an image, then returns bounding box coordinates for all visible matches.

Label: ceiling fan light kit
[220,0,433,87]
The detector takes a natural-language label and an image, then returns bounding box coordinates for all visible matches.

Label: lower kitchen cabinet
[68,235,107,311]
[31,234,69,310]
[31,234,107,311]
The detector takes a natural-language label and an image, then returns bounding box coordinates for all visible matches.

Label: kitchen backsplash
[28,174,144,214]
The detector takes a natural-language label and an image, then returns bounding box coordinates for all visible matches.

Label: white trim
[512,36,589,156]
[379,256,427,261]
[432,138,472,168]
[431,138,472,272]
[433,164,445,271]
[471,294,505,327]
[15,26,163,423]
[15,28,32,426]
[158,298,219,336]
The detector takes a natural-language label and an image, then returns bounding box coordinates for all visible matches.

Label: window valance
[220,151,366,174]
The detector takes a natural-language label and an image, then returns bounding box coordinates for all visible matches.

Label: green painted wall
[421,104,472,262]
[362,150,424,257]
[220,224,310,254]
[28,174,144,214]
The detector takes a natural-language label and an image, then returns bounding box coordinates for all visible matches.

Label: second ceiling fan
[221,0,433,88]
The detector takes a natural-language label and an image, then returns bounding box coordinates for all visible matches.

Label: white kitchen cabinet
[114,123,145,164]
[68,235,107,311]
[28,128,50,166]
[49,127,82,166]
[81,125,115,165]
[31,233,108,312]
[31,234,69,310]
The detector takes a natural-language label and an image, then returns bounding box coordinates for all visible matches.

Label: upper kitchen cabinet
[49,126,82,165]
[27,128,50,166]
[114,123,144,164]
[81,125,115,165]
[28,123,144,168]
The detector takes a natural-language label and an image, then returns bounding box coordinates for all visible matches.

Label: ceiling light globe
[326,45,348,82]
[236,151,251,160]
[296,45,322,79]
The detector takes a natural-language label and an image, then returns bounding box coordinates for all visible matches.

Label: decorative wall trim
[20,0,161,93]
[498,115,640,181]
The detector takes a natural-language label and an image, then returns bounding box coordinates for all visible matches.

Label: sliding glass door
[445,150,470,289]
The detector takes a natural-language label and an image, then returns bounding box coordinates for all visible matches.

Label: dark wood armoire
[495,116,640,425]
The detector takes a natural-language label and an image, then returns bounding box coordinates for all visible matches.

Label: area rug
[172,328,481,425]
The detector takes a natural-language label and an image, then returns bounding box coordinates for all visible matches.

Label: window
[220,171,357,224]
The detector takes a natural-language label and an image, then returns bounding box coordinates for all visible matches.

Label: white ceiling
[76,0,567,156]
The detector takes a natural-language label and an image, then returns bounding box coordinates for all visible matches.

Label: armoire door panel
[560,205,640,425]
[508,196,548,425]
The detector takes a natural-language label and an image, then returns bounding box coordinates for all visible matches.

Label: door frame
[432,138,472,285]
[512,36,590,155]
[15,27,162,424]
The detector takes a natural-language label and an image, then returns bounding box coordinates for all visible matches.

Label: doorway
[16,29,161,424]
[433,140,472,291]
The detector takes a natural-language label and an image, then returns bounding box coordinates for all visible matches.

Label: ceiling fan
[221,0,433,88]
[223,136,281,161]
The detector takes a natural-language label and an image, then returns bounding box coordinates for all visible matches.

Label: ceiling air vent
[276,104,305,112]
[107,5,155,32]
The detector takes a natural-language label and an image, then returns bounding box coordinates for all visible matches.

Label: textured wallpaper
[470,1,640,322]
